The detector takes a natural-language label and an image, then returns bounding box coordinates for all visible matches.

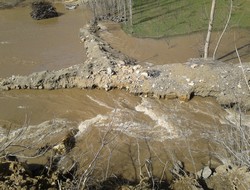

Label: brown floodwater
[0,3,249,181]
[0,3,91,78]
[100,21,250,65]
[0,88,239,177]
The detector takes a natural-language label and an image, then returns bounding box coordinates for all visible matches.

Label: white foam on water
[17,105,27,109]
[101,106,179,140]
[0,118,72,144]
[135,98,179,139]
[77,114,108,136]
[74,106,177,141]
[0,41,10,44]
[0,127,7,142]
[86,95,113,110]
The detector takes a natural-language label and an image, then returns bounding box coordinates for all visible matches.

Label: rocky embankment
[1,156,250,189]
[0,21,249,110]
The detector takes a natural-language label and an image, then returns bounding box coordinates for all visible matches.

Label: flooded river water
[0,3,91,78]
[100,22,250,65]
[0,3,249,179]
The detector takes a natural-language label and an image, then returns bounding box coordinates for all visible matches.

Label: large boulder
[30,0,58,20]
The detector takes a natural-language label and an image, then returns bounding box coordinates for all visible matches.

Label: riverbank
[1,156,250,189]
[1,21,249,111]
[0,2,250,189]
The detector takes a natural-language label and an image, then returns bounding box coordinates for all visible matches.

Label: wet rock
[53,128,78,155]
[30,1,58,20]
[197,166,212,179]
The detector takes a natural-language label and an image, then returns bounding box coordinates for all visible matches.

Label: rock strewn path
[0,22,249,110]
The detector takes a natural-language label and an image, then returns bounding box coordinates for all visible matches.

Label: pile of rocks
[172,161,250,189]
[0,21,249,110]
[97,14,127,23]
[1,158,250,189]
[30,0,58,20]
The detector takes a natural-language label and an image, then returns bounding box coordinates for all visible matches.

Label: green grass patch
[123,0,250,38]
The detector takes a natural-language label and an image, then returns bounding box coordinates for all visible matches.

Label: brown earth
[0,21,249,189]
[0,1,250,189]
[0,21,249,111]
[1,127,250,189]
[100,21,250,65]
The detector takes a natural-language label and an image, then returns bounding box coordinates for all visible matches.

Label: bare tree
[128,0,133,26]
[86,0,131,23]
[213,0,233,60]
[204,0,216,59]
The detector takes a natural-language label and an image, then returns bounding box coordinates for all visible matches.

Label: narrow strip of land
[0,22,249,110]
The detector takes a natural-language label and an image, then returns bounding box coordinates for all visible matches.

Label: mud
[0,21,249,111]
[1,126,250,190]
[100,21,250,65]
[0,3,91,78]
[0,2,250,189]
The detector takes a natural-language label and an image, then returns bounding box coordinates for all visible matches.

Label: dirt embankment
[1,148,250,189]
[0,21,249,110]
[1,3,250,189]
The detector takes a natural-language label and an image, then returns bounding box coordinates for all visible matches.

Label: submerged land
[0,0,250,189]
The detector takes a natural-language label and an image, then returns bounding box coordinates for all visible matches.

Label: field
[123,0,250,38]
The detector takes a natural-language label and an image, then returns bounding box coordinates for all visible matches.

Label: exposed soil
[0,1,250,189]
[0,21,249,111]
[1,126,250,189]
[0,20,249,189]
[100,21,250,65]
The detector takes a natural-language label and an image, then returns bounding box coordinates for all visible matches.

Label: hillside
[124,0,250,38]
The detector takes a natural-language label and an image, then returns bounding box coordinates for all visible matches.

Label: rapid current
[0,3,249,177]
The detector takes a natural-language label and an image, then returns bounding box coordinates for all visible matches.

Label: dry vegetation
[0,0,250,189]
[1,113,250,189]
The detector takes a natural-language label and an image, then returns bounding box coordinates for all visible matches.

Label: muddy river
[100,22,250,65]
[0,3,91,78]
[0,3,250,179]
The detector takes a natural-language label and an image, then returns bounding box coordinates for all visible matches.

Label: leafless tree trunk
[213,0,233,60]
[204,0,216,59]
[129,0,133,26]
[235,44,250,92]
[123,1,127,22]
[86,0,131,23]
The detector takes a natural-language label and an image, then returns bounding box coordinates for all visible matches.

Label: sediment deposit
[0,21,249,110]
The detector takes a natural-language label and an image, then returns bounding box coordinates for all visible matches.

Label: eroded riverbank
[0,1,250,189]
[1,21,249,111]
[100,21,250,65]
